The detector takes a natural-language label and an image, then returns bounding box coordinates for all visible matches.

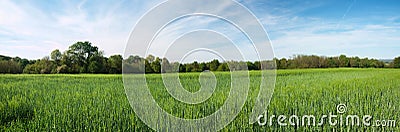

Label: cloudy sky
[0,0,399,60]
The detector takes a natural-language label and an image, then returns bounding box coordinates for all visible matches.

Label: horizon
[0,51,396,62]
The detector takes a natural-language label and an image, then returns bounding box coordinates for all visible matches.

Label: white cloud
[271,22,400,59]
[0,0,398,60]
[0,0,163,59]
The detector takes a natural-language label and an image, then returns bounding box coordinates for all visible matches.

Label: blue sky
[0,0,399,60]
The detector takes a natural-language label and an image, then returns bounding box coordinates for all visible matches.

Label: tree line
[0,41,399,74]
[1,41,122,74]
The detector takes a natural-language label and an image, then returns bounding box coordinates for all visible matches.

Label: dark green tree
[393,57,400,68]
[199,62,208,71]
[161,58,171,73]
[217,63,229,71]
[254,61,261,70]
[339,54,350,67]
[208,59,220,71]
[278,58,288,69]
[88,51,107,73]
[146,55,155,63]
[66,41,99,73]
[145,59,154,73]
[349,57,360,68]
[246,61,257,70]
[151,57,161,73]
[108,55,123,74]
[51,49,62,65]
[0,60,22,74]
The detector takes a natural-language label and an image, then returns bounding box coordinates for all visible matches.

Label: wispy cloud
[251,0,400,59]
[0,0,399,60]
[0,0,162,59]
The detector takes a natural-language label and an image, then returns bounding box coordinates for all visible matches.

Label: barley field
[0,68,399,131]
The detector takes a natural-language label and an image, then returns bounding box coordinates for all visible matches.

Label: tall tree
[339,54,350,67]
[59,51,73,73]
[51,49,62,66]
[278,58,288,69]
[88,51,107,73]
[192,61,201,72]
[393,57,400,68]
[254,61,261,70]
[151,57,161,73]
[161,58,171,73]
[349,57,360,68]
[199,62,207,71]
[144,59,154,73]
[51,49,62,61]
[108,55,123,74]
[0,60,22,74]
[146,55,155,63]
[208,59,220,71]
[247,61,257,70]
[66,41,99,73]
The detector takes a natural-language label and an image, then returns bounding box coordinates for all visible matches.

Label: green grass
[0,68,399,131]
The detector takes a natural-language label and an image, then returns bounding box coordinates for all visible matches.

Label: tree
[146,55,155,63]
[23,56,55,74]
[359,58,370,68]
[179,64,186,72]
[108,55,123,74]
[278,58,288,69]
[339,54,350,67]
[59,51,73,73]
[123,55,145,73]
[18,58,30,69]
[57,65,69,73]
[88,51,107,73]
[144,60,154,73]
[0,60,22,74]
[254,61,261,70]
[51,49,62,62]
[161,58,171,73]
[247,61,257,70]
[393,57,400,68]
[199,62,207,71]
[318,56,328,68]
[184,64,192,72]
[191,61,202,72]
[349,57,360,68]
[151,57,161,73]
[0,55,12,61]
[126,55,142,64]
[327,57,339,68]
[67,41,99,73]
[208,59,220,71]
[217,63,229,71]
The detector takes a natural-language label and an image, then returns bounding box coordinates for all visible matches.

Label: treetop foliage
[0,41,398,74]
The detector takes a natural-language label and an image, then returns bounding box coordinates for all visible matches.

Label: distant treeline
[0,41,399,74]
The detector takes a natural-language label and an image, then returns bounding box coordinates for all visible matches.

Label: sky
[0,0,399,61]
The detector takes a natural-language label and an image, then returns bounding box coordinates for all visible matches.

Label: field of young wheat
[0,68,399,131]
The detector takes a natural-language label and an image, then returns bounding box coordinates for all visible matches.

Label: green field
[0,68,399,131]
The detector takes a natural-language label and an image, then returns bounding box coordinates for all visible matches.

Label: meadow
[0,68,399,131]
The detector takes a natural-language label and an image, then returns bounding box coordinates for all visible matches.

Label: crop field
[0,68,399,131]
